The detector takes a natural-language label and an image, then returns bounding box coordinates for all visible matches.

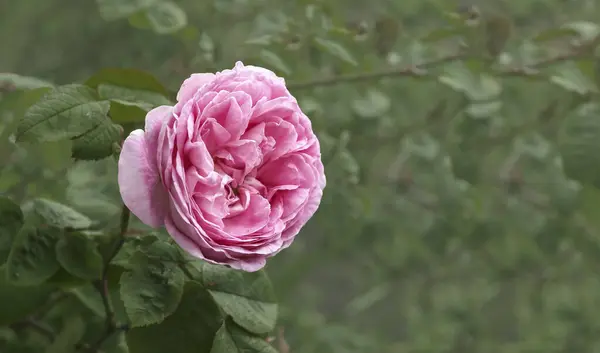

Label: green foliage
[0,196,24,264]
[5,0,600,352]
[55,232,104,280]
[197,262,278,335]
[211,318,279,353]
[125,281,222,353]
[120,256,185,327]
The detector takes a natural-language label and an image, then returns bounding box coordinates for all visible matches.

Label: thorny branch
[287,36,600,90]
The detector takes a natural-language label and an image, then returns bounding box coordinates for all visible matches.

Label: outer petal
[118,130,168,227]
[177,73,215,103]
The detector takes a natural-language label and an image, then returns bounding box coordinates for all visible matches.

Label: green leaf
[551,62,598,95]
[0,196,23,265]
[562,21,600,43]
[15,84,110,143]
[106,99,149,125]
[0,73,54,90]
[28,198,93,230]
[98,84,171,107]
[210,318,278,353]
[71,283,129,323]
[420,27,461,43]
[55,232,103,280]
[533,28,580,42]
[258,50,291,75]
[484,15,512,57]
[146,1,188,35]
[71,117,122,160]
[0,266,55,325]
[351,89,391,119]
[198,262,278,335]
[5,222,61,285]
[85,68,171,98]
[314,37,358,66]
[46,268,88,289]
[44,315,86,353]
[120,257,185,327]
[126,281,222,353]
[96,0,158,21]
[559,103,600,185]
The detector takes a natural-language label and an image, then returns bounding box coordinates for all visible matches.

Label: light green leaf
[146,1,188,34]
[562,21,600,43]
[0,196,23,265]
[352,89,391,119]
[96,0,158,21]
[198,262,278,334]
[466,101,502,118]
[28,198,93,230]
[44,315,85,353]
[0,266,55,325]
[120,258,185,327]
[551,62,598,95]
[258,49,291,75]
[5,222,61,285]
[55,232,103,280]
[314,37,358,66]
[15,84,110,143]
[210,318,278,353]
[126,281,222,353]
[71,117,122,160]
[0,73,54,90]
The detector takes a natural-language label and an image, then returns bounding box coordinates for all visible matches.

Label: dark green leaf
[146,1,188,35]
[107,99,150,124]
[5,222,61,285]
[71,117,122,160]
[198,262,278,334]
[0,266,55,325]
[126,281,222,353]
[98,84,171,107]
[0,73,54,90]
[120,257,185,327]
[559,103,600,185]
[210,318,278,353]
[85,68,171,98]
[55,232,103,280]
[44,315,85,353]
[0,196,23,265]
[71,283,128,323]
[313,37,358,66]
[28,198,93,230]
[15,84,110,143]
[533,28,580,42]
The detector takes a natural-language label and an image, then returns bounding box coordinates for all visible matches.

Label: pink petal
[177,73,215,103]
[118,130,168,227]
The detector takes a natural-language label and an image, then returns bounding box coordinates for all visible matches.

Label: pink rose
[118,62,326,272]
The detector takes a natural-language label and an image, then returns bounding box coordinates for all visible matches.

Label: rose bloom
[118,62,326,272]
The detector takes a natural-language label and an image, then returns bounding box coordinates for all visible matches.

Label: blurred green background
[3,0,600,352]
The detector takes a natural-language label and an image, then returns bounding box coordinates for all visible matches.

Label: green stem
[83,205,130,352]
